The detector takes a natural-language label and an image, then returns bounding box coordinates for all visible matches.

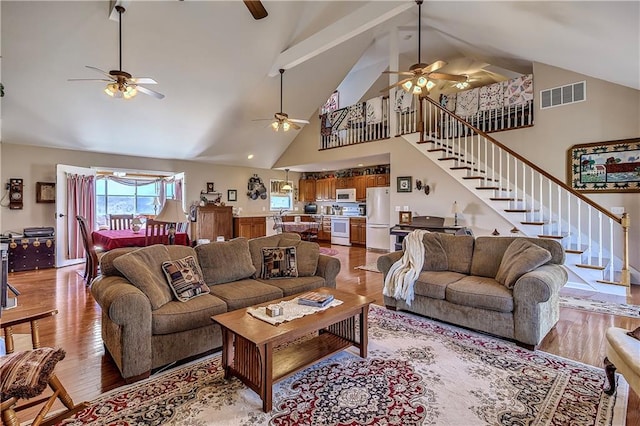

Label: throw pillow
[161,256,210,302]
[422,233,448,271]
[195,238,256,285]
[495,239,552,289]
[261,246,298,279]
[279,238,319,277]
[113,245,173,310]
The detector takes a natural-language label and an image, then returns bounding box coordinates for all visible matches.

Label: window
[96,175,177,226]
[269,179,293,211]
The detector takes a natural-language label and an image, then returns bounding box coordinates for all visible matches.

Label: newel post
[621,212,630,288]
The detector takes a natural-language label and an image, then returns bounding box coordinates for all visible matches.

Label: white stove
[330,206,360,246]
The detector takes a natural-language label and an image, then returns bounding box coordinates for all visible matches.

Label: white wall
[0,143,302,233]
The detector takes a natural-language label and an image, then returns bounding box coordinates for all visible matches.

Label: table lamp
[155,199,187,245]
[131,217,143,234]
[451,201,460,227]
[152,197,161,215]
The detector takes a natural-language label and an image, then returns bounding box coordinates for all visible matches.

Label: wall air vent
[540,81,586,109]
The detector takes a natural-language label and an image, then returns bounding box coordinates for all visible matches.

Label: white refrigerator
[366,187,391,251]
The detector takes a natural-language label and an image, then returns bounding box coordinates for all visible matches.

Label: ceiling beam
[269,1,413,76]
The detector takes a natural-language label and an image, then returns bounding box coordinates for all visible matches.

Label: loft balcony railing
[319,97,390,150]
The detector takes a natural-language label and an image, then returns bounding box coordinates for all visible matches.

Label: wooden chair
[176,222,189,233]
[145,219,170,246]
[109,214,134,230]
[273,216,283,234]
[1,309,88,426]
[76,215,104,285]
[300,218,320,242]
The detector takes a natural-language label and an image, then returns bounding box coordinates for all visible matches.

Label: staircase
[397,96,632,294]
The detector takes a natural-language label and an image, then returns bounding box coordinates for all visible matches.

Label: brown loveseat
[91,233,340,382]
[377,234,567,349]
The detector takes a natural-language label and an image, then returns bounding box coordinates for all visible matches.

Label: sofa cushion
[495,239,552,289]
[422,233,448,271]
[161,256,210,302]
[207,279,283,311]
[152,294,227,335]
[414,271,467,300]
[278,239,319,277]
[166,245,199,260]
[446,276,514,313]
[195,238,256,285]
[439,234,474,274]
[471,236,563,278]
[261,246,298,279]
[113,245,173,310]
[257,276,326,296]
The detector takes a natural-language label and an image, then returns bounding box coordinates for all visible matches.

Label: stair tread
[504,209,537,213]
[538,234,567,239]
[576,263,606,271]
[476,186,512,191]
[522,221,547,225]
[490,197,521,201]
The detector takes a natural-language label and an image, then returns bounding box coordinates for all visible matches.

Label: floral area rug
[319,247,339,256]
[57,306,628,426]
[560,295,640,318]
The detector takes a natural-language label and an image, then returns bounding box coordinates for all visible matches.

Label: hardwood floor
[3,243,639,425]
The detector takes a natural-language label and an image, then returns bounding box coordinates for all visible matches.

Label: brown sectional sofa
[377,234,568,349]
[91,233,340,382]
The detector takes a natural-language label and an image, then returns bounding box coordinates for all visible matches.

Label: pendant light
[282,169,292,191]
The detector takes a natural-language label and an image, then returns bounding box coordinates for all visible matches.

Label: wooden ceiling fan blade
[243,1,268,20]
[134,85,165,99]
[420,60,447,74]
[289,118,310,124]
[68,78,112,82]
[289,121,301,130]
[130,77,157,85]
[428,72,467,82]
[383,70,415,76]
[380,77,412,93]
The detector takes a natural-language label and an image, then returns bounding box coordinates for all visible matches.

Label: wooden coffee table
[211,287,373,412]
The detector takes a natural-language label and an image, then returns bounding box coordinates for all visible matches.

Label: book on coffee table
[297,292,334,308]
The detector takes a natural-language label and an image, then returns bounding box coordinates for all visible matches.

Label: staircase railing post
[418,95,425,142]
[621,212,630,287]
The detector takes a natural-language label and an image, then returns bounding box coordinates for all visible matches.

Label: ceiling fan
[254,69,309,132]
[381,0,467,95]
[243,0,268,20]
[68,5,164,100]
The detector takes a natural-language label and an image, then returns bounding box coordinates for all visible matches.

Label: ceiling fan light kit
[253,68,309,132]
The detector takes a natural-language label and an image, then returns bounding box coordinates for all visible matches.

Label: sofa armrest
[90,275,153,379]
[513,264,567,304]
[377,251,403,278]
[316,254,341,288]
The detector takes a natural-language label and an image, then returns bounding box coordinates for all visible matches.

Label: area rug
[355,261,381,273]
[319,247,339,256]
[57,306,628,426]
[560,295,640,318]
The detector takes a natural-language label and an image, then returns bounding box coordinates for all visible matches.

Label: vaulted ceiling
[1,1,638,170]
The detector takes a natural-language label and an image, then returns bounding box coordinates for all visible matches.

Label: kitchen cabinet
[299,179,316,202]
[318,216,332,242]
[192,205,233,242]
[354,176,366,200]
[365,173,390,188]
[349,217,366,245]
[315,178,335,201]
[233,216,266,239]
[335,177,354,189]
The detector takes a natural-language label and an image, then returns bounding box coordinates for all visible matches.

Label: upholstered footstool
[604,326,640,395]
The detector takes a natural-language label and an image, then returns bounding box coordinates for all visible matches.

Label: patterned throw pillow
[261,246,298,279]
[161,256,210,302]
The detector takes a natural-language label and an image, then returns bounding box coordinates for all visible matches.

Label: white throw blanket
[383,230,429,306]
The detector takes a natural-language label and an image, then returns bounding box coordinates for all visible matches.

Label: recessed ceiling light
[247,154,254,159]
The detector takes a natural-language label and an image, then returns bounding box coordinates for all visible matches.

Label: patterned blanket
[455,88,479,117]
[366,96,384,124]
[479,82,503,111]
[504,74,534,106]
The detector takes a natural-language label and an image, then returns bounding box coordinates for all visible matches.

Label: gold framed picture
[399,211,412,224]
[36,182,56,203]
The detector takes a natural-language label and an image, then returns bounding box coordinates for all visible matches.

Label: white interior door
[55,164,96,267]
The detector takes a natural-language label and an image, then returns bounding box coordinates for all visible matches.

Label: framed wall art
[397,176,412,193]
[206,182,215,193]
[36,182,55,203]
[399,211,412,224]
[567,138,640,193]
[227,189,237,202]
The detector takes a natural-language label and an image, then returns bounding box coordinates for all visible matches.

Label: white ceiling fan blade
[68,78,112,82]
[85,65,116,80]
[288,121,301,130]
[289,118,310,124]
[133,85,165,99]
[130,77,157,85]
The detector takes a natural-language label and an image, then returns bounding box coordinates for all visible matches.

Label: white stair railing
[410,96,631,287]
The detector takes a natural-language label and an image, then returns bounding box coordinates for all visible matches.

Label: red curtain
[66,173,95,260]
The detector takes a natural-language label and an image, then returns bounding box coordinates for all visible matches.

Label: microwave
[336,188,357,202]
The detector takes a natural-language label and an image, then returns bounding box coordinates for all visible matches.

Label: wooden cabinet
[192,205,233,242]
[365,173,390,188]
[233,217,266,239]
[318,216,332,242]
[350,217,366,245]
[315,178,336,201]
[299,179,316,202]
[354,176,366,200]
